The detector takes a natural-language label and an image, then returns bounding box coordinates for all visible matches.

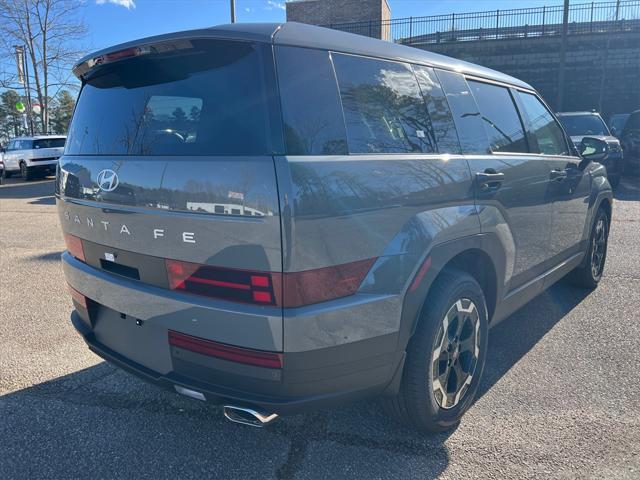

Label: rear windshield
[66,39,277,156]
[558,115,608,136]
[34,138,65,149]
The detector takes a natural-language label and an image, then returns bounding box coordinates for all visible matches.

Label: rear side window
[517,92,569,156]
[276,46,348,155]
[66,39,277,156]
[468,80,528,153]
[436,70,490,155]
[412,65,461,154]
[332,53,435,154]
[33,138,65,149]
[19,140,33,150]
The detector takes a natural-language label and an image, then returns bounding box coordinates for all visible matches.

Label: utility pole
[556,0,570,111]
[597,0,621,112]
[14,45,34,136]
[230,0,236,23]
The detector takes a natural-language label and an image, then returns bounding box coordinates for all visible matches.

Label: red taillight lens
[64,233,85,262]
[166,260,276,306]
[165,258,375,308]
[168,330,283,369]
[67,285,87,309]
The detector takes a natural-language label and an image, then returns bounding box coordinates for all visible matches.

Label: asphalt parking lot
[1,175,639,479]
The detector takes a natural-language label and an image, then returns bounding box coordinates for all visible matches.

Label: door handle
[549,169,568,181]
[476,171,505,191]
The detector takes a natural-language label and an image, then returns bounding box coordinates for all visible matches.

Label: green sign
[15,102,25,113]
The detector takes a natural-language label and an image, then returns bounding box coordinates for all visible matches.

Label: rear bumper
[70,310,399,415]
[63,252,403,415]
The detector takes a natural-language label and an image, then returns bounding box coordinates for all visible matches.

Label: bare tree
[0,0,86,133]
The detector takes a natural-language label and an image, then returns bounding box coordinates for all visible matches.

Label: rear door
[58,37,284,323]
[516,92,590,261]
[438,70,556,290]
[32,137,65,160]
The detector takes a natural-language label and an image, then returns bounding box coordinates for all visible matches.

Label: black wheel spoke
[431,298,481,410]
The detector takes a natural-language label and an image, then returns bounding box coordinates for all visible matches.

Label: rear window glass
[276,46,348,155]
[558,115,608,137]
[468,80,528,153]
[34,138,65,149]
[66,39,276,156]
[332,53,435,154]
[436,70,490,155]
[412,65,461,154]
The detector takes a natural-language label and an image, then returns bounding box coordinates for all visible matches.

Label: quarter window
[517,92,569,156]
[276,46,348,155]
[332,53,435,154]
[468,80,528,153]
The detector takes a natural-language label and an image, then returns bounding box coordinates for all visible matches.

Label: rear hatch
[32,137,65,161]
[58,35,285,362]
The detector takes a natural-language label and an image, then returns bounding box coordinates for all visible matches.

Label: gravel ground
[1,175,639,479]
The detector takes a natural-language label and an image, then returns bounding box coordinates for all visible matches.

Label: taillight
[166,260,276,306]
[165,257,375,308]
[168,330,283,369]
[64,233,85,262]
[281,258,375,308]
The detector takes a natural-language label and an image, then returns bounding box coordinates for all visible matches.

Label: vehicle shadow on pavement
[478,282,590,400]
[0,178,55,199]
[613,176,640,201]
[0,362,451,479]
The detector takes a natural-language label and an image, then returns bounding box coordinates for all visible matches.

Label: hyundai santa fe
[57,22,613,432]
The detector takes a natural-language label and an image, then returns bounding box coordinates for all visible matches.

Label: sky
[83,0,560,51]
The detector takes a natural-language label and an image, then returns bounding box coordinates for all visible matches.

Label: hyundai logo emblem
[97,169,119,192]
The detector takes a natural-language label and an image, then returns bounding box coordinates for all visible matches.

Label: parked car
[557,111,623,188]
[620,110,640,175]
[608,113,629,138]
[2,135,66,181]
[58,23,613,433]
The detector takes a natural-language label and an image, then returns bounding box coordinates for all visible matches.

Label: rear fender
[396,233,507,355]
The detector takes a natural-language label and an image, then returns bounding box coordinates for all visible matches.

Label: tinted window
[412,65,461,154]
[623,112,640,132]
[19,140,32,150]
[33,138,66,149]
[66,39,276,156]
[276,46,348,155]
[558,115,608,136]
[518,93,569,156]
[468,81,528,153]
[436,70,490,154]
[332,53,435,154]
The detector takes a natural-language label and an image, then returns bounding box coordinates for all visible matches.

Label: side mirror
[579,136,608,162]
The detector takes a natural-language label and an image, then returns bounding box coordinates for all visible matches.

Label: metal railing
[323,1,640,45]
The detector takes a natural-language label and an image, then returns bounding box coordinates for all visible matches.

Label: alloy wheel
[591,217,607,279]
[431,298,480,410]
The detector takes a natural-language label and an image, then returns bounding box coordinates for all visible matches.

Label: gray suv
[57,23,613,432]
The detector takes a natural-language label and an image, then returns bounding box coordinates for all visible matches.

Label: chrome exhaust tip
[223,405,278,427]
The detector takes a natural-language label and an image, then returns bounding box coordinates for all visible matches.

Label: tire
[1,168,11,179]
[20,162,34,181]
[566,207,609,289]
[383,270,489,433]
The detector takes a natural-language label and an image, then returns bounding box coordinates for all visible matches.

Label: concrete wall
[421,31,640,118]
[286,0,391,39]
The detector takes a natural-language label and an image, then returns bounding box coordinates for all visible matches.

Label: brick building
[286,0,391,40]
